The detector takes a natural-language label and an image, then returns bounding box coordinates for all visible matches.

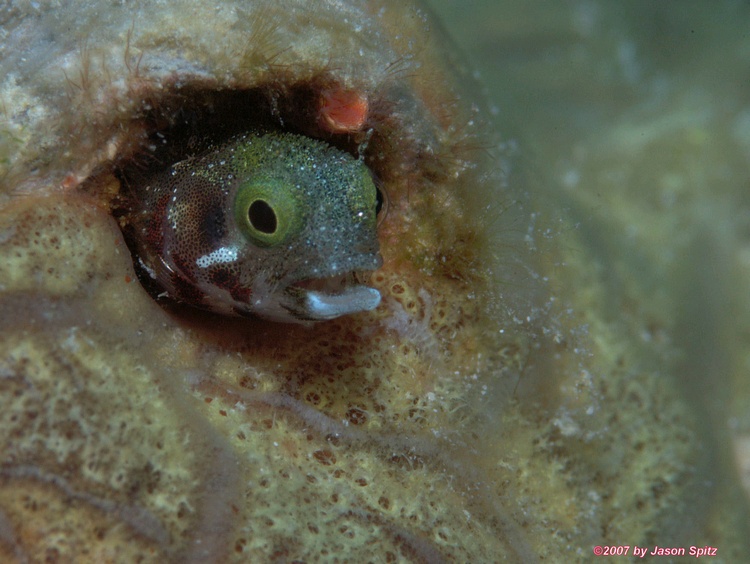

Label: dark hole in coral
[248,199,277,234]
[116,80,390,181]
[108,79,396,309]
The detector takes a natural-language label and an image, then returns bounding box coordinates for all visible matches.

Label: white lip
[274,253,383,321]
[280,273,382,321]
[303,285,381,320]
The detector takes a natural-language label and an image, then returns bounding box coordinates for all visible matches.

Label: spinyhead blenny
[125,131,383,322]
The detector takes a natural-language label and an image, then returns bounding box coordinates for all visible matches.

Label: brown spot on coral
[313,450,336,466]
[345,407,367,425]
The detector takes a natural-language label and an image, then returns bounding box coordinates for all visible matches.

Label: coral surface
[1,0,744,561]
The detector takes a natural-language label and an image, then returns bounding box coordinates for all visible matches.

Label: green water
[429,0,750,558]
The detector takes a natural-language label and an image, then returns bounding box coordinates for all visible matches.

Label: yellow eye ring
[234,178,302,247]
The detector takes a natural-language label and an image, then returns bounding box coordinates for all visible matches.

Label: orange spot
[318,87,368,133]
[124,275,132,283]
[61,173,78,190]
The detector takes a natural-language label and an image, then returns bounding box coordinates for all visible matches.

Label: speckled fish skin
[128,131,383,323]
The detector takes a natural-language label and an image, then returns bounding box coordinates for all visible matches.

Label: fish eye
[375,187,384,215]
[234,178,302,247]
[248,200,277,234]
[374,184,388,226]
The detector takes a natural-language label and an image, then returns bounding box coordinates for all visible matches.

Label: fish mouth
[281,271,381,321]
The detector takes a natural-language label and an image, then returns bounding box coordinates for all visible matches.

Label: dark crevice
[115,79,392,186]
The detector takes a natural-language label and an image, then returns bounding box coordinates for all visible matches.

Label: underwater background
[429,0,750,559]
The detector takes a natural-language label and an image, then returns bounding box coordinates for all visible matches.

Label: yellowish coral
[1,0,745,561]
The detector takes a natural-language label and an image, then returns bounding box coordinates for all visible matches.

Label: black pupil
[375,187,384,215]
[248,200,277,234]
